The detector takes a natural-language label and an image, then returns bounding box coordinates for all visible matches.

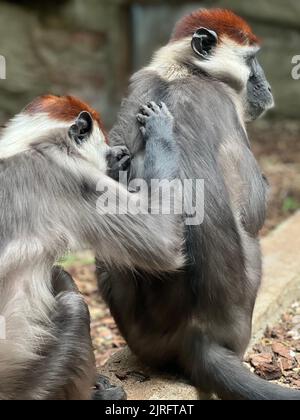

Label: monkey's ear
[69,111,93,145]
[191,28,218,59]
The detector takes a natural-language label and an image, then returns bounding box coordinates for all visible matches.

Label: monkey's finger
[139,105,154,117]
[137,114,149,125]
[160,102,171,116]
[140,126,147,137]
[140,107,148,115]
[149,101,161,113]
[112,155,131,171]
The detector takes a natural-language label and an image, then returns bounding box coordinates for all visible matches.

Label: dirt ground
[246,301,300,390]
[249,121,300,235]
[71,120,300,382]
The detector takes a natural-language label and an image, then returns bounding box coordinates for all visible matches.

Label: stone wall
[0,0,299,127]
[0,0,130,126]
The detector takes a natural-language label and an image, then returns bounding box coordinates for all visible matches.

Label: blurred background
[0,0,300,369]
[0,0,300,125]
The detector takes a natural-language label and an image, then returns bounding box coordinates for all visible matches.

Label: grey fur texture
[98,65,300,399]
[0,107,184,399]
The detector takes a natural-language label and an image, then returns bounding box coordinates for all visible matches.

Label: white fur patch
[0,113,70,159]
[192,37,258,88]
[0,111,108,176]
[77,124,108,174]
[146,39,192,81]
[145,37,259,126]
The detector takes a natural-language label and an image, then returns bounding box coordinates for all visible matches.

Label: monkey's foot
[92,375,127,401]
[137,101,174,140]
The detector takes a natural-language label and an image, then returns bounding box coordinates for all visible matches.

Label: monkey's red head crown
[171,8,259,46]
[24,95,105,131]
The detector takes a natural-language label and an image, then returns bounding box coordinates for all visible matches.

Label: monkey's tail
[190,339,300,400]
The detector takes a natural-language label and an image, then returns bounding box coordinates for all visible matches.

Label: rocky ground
[71,121,300,385]
[246,301,300,390]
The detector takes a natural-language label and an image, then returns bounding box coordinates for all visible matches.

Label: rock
[101,347,201,400]
[288,325,300,341]
[0,0,128,127]
[1,0,300,125]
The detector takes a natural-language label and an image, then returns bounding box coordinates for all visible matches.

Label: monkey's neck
[146,42,191,82]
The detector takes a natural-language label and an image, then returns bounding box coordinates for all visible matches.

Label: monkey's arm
[70,103,184,273]
[83,179,185,273]
[138,102,179,184]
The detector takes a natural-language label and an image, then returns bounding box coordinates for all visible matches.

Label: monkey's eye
[192,27,218,59]
[68,111,93,145]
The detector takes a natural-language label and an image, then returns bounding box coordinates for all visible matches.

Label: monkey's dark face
[245,56,274,121]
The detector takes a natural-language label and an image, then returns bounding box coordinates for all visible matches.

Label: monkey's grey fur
[98,28,300,400]
[0,105,184,400]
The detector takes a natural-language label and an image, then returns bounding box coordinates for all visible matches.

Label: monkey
[97,9,300,400]
[0,94,184,400]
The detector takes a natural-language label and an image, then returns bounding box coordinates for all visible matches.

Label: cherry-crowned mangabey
[0,95,184,400]
[98,9,300,400]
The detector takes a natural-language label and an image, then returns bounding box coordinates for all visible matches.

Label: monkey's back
[101,70,266,363]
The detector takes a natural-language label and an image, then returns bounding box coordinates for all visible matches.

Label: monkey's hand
[137,101,174,143]
[106,145,131,181]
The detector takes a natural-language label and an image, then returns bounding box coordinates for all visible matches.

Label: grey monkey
[98,9,300,400]
[0,95,184,400]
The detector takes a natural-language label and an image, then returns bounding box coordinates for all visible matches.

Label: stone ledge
[102,212,300,400]
[251,211,300,345]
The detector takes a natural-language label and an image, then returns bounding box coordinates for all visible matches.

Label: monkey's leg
[50,267,126,401]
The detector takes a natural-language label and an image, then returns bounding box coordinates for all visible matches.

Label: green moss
[282,196,300,213]
[59,253,95,269]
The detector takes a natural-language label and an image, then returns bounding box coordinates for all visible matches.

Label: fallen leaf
[254,363,282,381]
[294,381,300,388]
[272,342,294,360]
[250,353,273,368]
[278,357,295,372]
